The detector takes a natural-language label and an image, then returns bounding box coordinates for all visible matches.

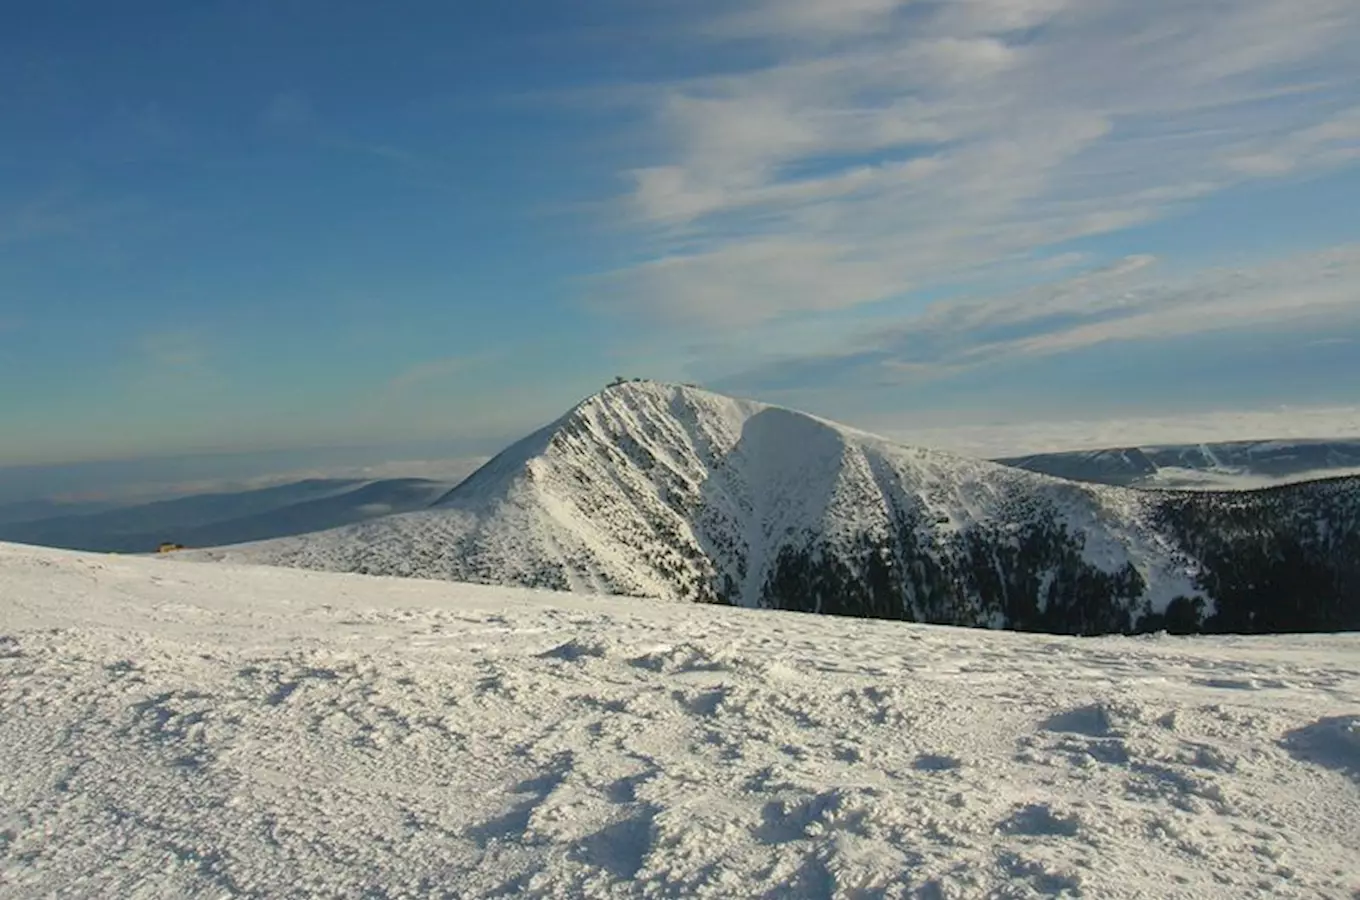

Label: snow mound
[2,542,1358,897]
[1283,715,1360,781]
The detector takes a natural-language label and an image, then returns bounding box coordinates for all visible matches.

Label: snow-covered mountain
[1000,439,1360,489]
[193,382,1360,635]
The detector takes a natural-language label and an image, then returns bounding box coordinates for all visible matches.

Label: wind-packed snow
[2,542,1357,898]
[188,381,1201,619]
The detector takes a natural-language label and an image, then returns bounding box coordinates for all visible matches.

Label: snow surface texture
[189,382,1202,626]
[3,542,1358,898]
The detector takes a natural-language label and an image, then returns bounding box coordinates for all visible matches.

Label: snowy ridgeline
[2,542,1357,898]
[1000,440,1360,490]
[190,381,1360,636]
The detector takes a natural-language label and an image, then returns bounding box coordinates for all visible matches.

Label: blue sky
[3,0,1359,489]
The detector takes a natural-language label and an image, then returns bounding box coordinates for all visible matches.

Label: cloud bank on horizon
[0,0,1357,468]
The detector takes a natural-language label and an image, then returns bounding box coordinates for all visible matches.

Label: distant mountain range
[0,478,455,554]
[189,382,1360,636]
[999,440,1360,489]
[0,497,117,526]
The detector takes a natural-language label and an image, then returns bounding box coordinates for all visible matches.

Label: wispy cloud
[385,355,487,393]
[258,90,458,189]
[722,243,1360,390]
[595,0,1360,327]
[1033,252,1090,273]
[702,0,909,40]
[1223,105,1360,175]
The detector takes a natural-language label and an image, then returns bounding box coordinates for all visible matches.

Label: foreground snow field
[1,543,1357,898]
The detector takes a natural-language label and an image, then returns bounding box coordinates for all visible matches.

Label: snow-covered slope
[190,382,1360,635]
[2,543,1356,898]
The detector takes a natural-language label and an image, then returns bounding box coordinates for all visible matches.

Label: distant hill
[999,439,1360,489]
[189,381,1360,636]
[0,478,456,554]
[0,497,118,526]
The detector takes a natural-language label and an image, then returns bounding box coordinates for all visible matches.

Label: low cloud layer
[870,404,1360,459]
[0,455,489,508]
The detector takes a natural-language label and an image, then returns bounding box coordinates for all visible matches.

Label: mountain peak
[200,384,1192,622]
[193,385,1360,636]
[579,378,763,419]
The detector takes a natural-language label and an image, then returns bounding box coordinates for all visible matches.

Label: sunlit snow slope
[191,382,1360,635]
[1,543,1356,898]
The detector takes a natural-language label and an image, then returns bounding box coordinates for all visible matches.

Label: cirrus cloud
[718,243,1360,392]
[594,0,1360,328]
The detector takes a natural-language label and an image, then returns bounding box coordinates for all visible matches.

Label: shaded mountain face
[192,383,1360,636]
[1000,440,1360,489]
[0,478,455,553]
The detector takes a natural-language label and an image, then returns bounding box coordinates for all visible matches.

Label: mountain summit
[194,381,1360,635]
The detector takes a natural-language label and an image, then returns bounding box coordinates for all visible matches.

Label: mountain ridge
[188,381,1360,635]
[1001,439,1360,489]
